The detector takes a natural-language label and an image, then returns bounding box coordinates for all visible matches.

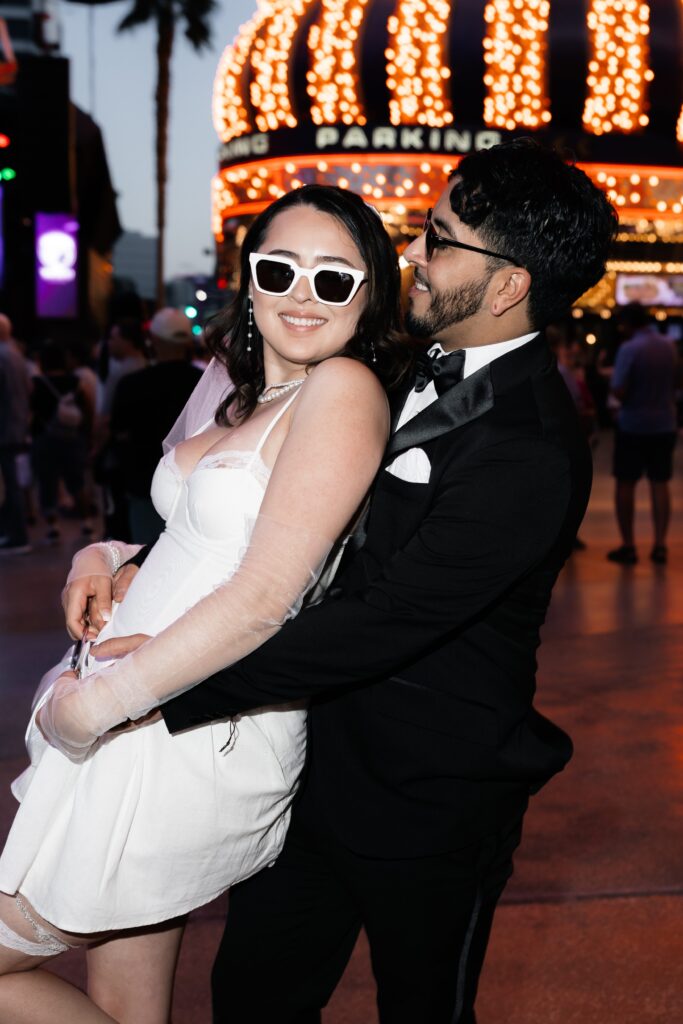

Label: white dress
[0,395,307,932]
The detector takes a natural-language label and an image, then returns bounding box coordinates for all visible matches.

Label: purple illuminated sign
[35,213,79,318]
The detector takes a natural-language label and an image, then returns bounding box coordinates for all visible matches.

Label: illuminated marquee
[583,0,652,135]
[251,0,318,132]
[385,0,452,127]
[483,0,551,130]
[212,8,266,143]
[307,0,370,126]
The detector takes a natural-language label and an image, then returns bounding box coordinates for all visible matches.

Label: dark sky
[60,0,256,279]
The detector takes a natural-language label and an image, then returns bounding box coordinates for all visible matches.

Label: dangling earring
[247,296,254,352]
[370,339,377,364]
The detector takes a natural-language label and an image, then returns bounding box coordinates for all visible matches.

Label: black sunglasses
[423,209,520,266]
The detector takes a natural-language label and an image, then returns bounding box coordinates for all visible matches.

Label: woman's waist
[100,532,242,638]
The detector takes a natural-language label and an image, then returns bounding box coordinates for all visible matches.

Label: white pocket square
[385,447,431,484]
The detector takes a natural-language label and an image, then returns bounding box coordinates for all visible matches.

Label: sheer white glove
[40,516,331,760]
[62,542,142,640]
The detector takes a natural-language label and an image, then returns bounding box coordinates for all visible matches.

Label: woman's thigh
[87,917,186,1024]
[0,892,185,1024]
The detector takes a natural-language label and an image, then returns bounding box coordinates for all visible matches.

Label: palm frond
[118,0,158,32]
[179,0,217,49]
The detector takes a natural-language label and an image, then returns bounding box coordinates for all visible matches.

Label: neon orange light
[386,0,453,127]
[483,0,551,130]
[251,0,318,132]
[307,0,370,126]
[583,0,652,135]
[212,8,269,143]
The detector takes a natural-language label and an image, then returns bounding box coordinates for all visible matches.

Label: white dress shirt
[388,332,539,482]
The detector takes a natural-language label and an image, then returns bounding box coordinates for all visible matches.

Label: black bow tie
[413,349,466,396]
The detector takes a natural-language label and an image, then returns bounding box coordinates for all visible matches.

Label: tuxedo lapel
[384,363,494,464]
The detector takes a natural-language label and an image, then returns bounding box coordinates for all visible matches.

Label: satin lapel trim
[384,364,494,462]
[389,382,413,434]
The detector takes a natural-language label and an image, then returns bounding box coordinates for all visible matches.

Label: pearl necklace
[256,377,307,404]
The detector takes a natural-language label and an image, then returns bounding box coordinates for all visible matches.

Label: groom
[97,140,617,1023]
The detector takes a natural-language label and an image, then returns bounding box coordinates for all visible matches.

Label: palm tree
[118,0,217,306]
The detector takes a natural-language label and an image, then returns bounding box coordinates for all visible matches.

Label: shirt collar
[429,332,539,380]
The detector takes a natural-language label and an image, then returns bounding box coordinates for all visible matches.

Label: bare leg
[0,971,116,1024]
[0,893,186,1024]
[0,893,113,1024]
[87,917,186,1024]
[615,480,636,546]
[649,481,671,548]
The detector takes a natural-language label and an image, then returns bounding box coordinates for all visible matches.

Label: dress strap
[253,389,302,456]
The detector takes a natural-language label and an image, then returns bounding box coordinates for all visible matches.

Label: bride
[0,184,408,1023]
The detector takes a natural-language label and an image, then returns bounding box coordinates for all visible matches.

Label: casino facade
[211,0,683,315]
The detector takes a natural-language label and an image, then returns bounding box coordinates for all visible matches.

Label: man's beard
[406,275,491,339]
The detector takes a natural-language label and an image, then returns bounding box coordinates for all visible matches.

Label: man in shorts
[608,303,678,565]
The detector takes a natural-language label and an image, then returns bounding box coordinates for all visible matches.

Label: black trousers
[211,787,527,1024]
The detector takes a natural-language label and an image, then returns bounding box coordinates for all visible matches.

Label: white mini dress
[0,395,307,932]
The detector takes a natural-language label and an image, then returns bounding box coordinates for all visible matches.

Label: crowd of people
[0,308,208,556]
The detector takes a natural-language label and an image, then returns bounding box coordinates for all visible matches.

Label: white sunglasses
[249,252,367,307]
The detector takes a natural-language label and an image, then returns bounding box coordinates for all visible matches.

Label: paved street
[1,434,682,1023]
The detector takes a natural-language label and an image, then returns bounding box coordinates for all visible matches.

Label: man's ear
[490,268,531,318]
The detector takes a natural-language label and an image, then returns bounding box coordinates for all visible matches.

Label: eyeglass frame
[422,209,521,267]
[248,252,367,307]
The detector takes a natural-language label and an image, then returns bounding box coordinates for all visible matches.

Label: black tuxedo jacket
[161,335,592,856]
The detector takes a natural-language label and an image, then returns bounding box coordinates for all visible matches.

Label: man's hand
[93,633,150,660]
[63,564,139,641]
[112,564,139,604]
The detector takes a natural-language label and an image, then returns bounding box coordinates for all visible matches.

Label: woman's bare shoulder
[300,356,387,408]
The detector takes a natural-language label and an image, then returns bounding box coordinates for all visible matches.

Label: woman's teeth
[280,314,327,327]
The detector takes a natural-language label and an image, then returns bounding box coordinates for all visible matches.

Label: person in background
[30,342,93,544]
[608,303,678,565]
[96,319,147,420]
[65,339,99,527]
[110,308,202,544]
[549,322,598,551]
[0,315,31,555]
[95,319,147,541]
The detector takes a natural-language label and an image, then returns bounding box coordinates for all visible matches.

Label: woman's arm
[41,358,389,759]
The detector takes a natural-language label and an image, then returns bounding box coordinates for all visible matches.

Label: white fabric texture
[0,395,310,931]
[0,915,72,957]
[64,541,142,587]
[385,447,432,484]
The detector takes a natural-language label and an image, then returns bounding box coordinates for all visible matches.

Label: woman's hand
[36,670,97,762]
[63,564,139,641]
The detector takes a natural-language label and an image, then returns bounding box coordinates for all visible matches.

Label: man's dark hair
[450,138,618,329]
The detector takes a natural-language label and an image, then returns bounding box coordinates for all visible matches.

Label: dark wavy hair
[207,184,410,425]
[449,138,618,329]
